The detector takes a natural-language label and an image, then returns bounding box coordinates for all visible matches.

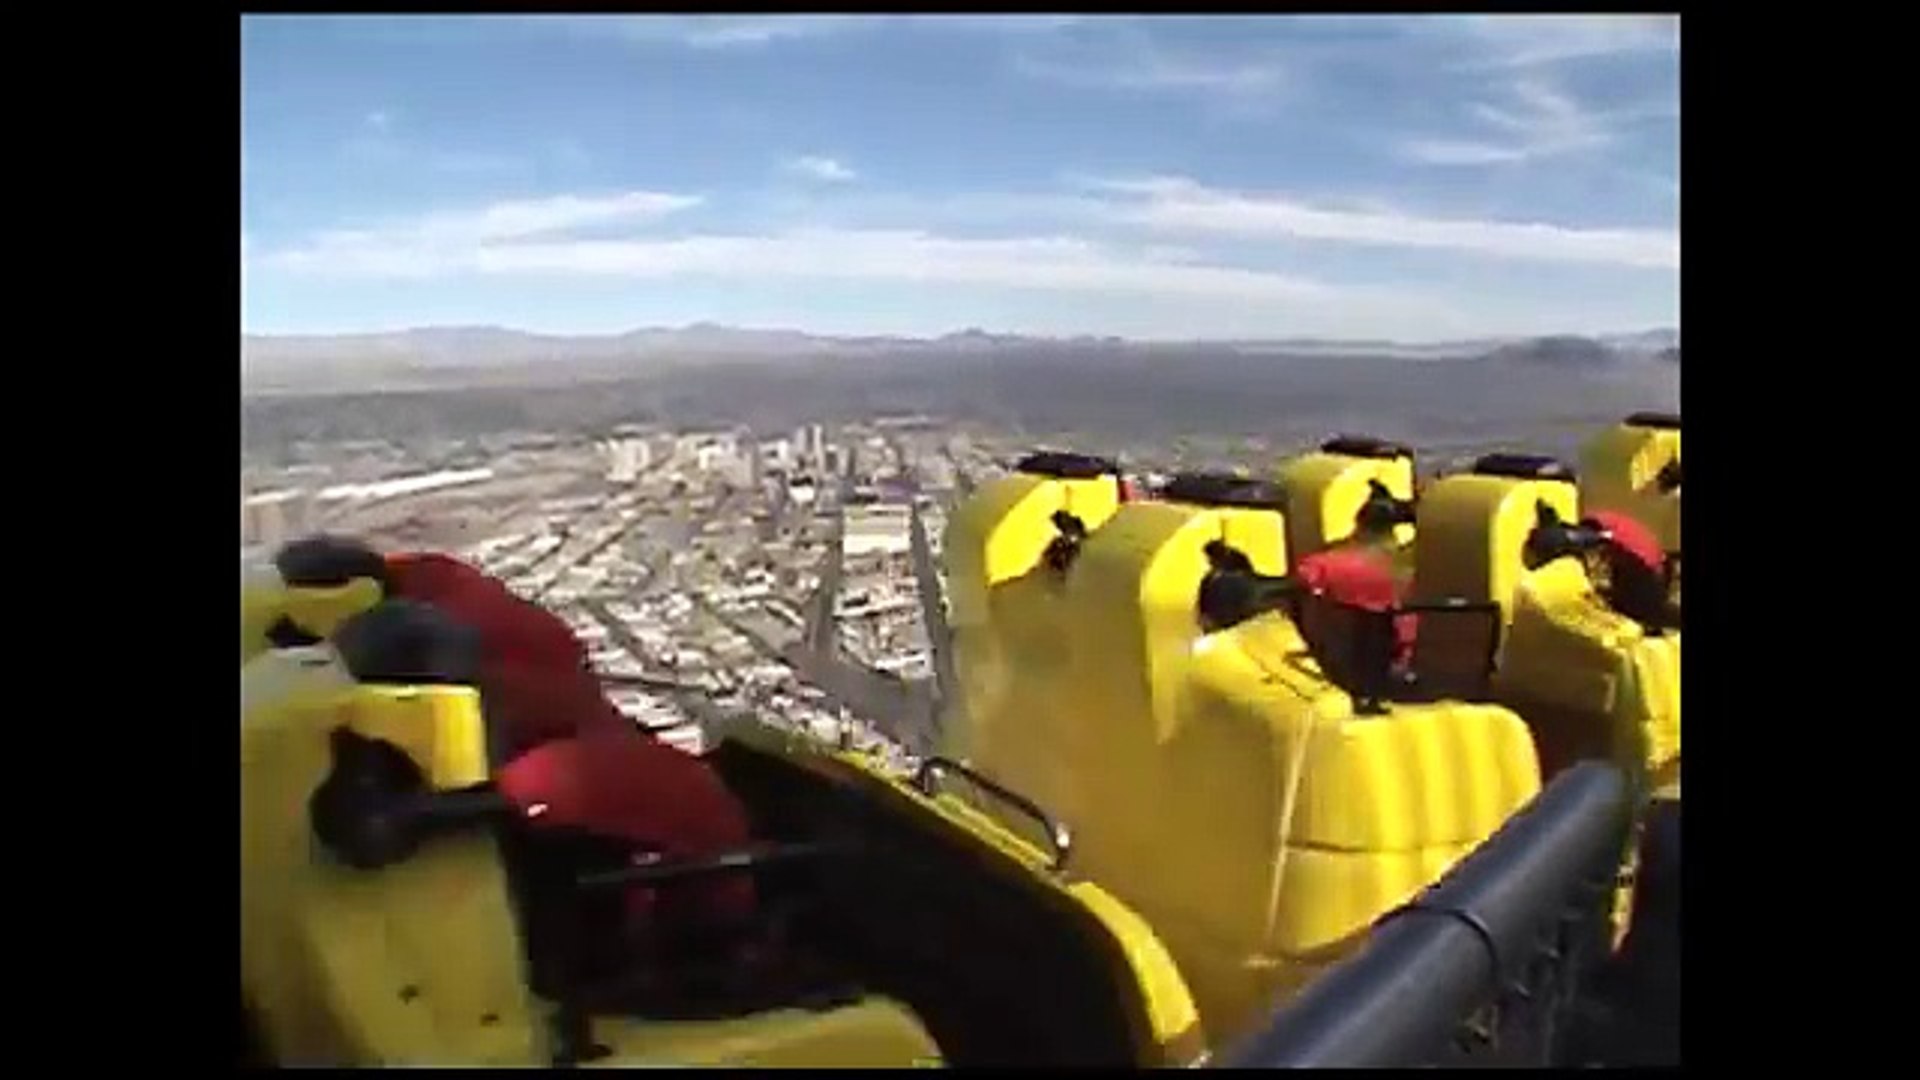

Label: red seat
[1295,546,1417,671]
[387,552,591,677]
[497,732,758,937]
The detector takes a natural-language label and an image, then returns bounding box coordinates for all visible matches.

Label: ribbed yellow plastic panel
[1285,702,1546,853]
[1174,625,1540,1038]
[1275,451,1415,560]
[1580,420,1681,552]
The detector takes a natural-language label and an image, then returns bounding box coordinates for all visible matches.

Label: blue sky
[241,14,1679,341]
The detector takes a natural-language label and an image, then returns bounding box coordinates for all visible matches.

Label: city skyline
[242,15,1679,342]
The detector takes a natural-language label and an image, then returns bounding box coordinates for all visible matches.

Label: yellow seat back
[1409,457,1580,690]
[1013,503,1540,1046]
[1180,621,1540,1031]
[1494,555,1682,791]
[1275,437,1416,561]
[1158,472,1290,575]
[240,645,362,1058]
[1411,458,1580,614]
[974,557,1089,830]
[240,675,543,1066]
[942,461,1123,762]
[1580,413,1681,553]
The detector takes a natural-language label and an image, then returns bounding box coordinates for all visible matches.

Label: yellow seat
[1406,454,1580,678]
[1412,453,1680,788]
[1158,471,1290,575]
[1579,413,1681,555]
[964,497,1540,1048]
[240,675,941,1067]
[1495,559,1681,790]
[241,678,544,1065]
[1275,436,1417,561]
[941,454,1124,763]
[711,720,1207,1066]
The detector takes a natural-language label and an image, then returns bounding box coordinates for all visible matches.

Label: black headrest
[1470,453,1576,482]
[1160,472,1287,511]
[1355,479,1417,532]
[276,534,392,591]
[1015,450,1119,480]
[333,599,483,687]
[1197,542,1296,633]
[1624,412,1681,431]
[1321,435,1414,461]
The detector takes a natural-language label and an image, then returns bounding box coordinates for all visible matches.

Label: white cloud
[365,110,392,133]
[269,191,704,276]
[1096,176,1678,269]
[783,155,858,184]
[1016,49,1285,96]
[1397,139,1534,167]
[256,192,1363,307]
[1450,14,1678,69]
[1012,23,1287,103]
[662,16,857,48]
[1400,76,1663,168]
[556,14,1086,50]
[269,224,1334,302]
[475,230,1339,302]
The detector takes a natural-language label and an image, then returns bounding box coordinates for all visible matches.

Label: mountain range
[240,324,1680,397]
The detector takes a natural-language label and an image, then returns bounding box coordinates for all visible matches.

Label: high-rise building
[794,424,827,471]
[602,438,649,484]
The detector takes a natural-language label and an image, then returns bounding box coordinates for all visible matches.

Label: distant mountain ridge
[240,323,1680,396]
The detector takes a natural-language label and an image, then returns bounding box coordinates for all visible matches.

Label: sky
[240,14,1679,341]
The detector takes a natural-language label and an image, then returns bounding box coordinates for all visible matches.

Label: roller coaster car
[1578,413,1680,613]
[1275,435,1418,561]
[239,635,1204,1068]
[951,482,1540,1051]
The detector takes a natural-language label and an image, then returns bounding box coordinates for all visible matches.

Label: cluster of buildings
[241,417,1020,768]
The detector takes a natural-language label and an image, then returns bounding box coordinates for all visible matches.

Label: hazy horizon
[243,319,1679,346]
